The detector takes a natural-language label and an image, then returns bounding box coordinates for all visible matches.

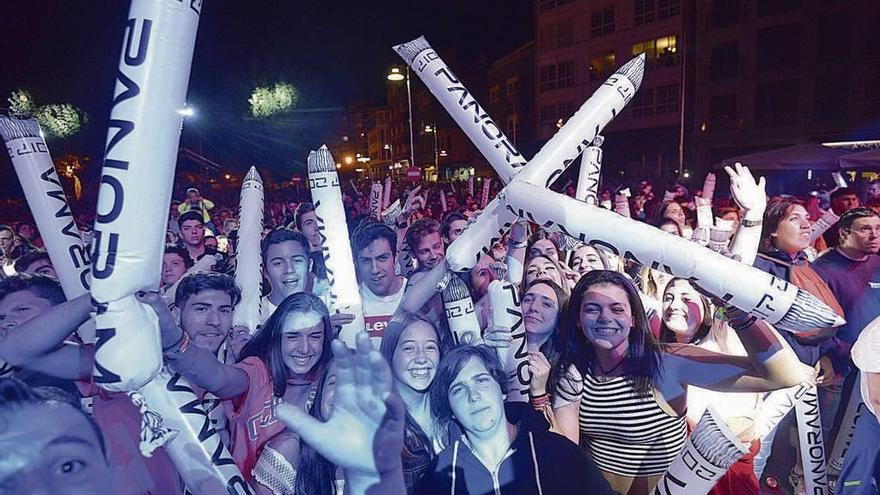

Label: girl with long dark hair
[160,292,335,481]
[556,270,813,495]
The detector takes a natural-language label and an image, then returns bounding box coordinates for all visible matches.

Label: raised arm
[137,291,248,399]
[659,313,814,405]
[397,260,449,316]
[725,163,766,266]
[0,294,94,380]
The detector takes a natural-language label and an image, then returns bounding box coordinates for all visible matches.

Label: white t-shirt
[360,277,406,341]
[260,295,278,324]
[852,316,880,418]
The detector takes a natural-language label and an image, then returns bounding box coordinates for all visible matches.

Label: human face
[0,290,54,333]
[299,211,321,252]
[868,183,880,200]
[469,255,497,300]
[415,232,444,270]
[17,224,35,240]
[662,280,705,343]
[528,239,558,262]
[280,312,325,377]
[23,258,57,278]
[570,245,604,275]
[392,321,440,394]
[188,190,201,204]
[841,216,880,255]
[448,357,505,435]
[833,194,861,214]
[0,403,114,495]
[579,283,633,352]
[162,253,189,287]
[772,205,811,255]
[0,229,13,257]
[356,238,398,297]
[444,219,467,244]
[204,237,218,250]
[525,257,562,287]
[521,283,559,338]
[265,240,309,299]
[180,219,205,248]
[663,202,686,226]
[180,289,234,354]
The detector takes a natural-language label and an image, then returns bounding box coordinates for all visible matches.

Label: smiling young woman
[557,270,813,495]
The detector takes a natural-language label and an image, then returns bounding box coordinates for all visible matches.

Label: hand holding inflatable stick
[503,180,844,334]
[308,145,365,346]
[232,167,263,335]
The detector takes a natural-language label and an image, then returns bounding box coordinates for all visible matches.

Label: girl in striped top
[556,270,815,495]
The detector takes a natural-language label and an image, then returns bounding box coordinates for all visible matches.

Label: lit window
[589,51,617,81]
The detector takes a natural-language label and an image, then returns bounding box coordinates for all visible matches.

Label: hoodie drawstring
[451,440,459,495]
[528,432,543,495]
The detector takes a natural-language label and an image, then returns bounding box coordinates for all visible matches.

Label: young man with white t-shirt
[351,222,406,341]
[260,228,311,323]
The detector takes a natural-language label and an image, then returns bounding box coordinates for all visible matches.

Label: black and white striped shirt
[573,374,687,477]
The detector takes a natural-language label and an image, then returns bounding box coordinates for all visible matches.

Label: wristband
[509,239,528,249]
[164,333,191,360]
[163,331,186,352]
[740,218,762,228]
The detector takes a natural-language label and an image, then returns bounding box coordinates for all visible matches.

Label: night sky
[0,0,533,196]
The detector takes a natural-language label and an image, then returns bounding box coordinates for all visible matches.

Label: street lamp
[387,66,415,170]
[424,124,439,170]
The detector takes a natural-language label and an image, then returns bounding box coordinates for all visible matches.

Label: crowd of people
[1,165,879,495]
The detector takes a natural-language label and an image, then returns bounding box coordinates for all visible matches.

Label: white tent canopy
[718,144,849,171]
[840,148,880,169]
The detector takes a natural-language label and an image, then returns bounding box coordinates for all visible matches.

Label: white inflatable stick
[232,167,263,334]
[488,280,528,403]
[308,146,365,347]
[504,181,845,334]
[91,0,201,391]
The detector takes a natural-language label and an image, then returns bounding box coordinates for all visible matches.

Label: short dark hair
[0,224,12,234]
[13,248,51,273]
[178,210,204,229]
[429,345,507,437]
[175,272,241,309]
[405,218,440,253]
[760,197,804,253]
[0,378,106,458]
[831,187,857,202]
[351,222,397,258]
[260,227,310,263]
[440,212,468,240]
[238,292,334,397]
[163,244,194,269]
[293,202,315,231]
[0,274,66,306]
[839,206,880,232]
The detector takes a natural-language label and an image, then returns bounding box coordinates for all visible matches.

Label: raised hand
[724,162,766,219]
[276,332,405,492]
